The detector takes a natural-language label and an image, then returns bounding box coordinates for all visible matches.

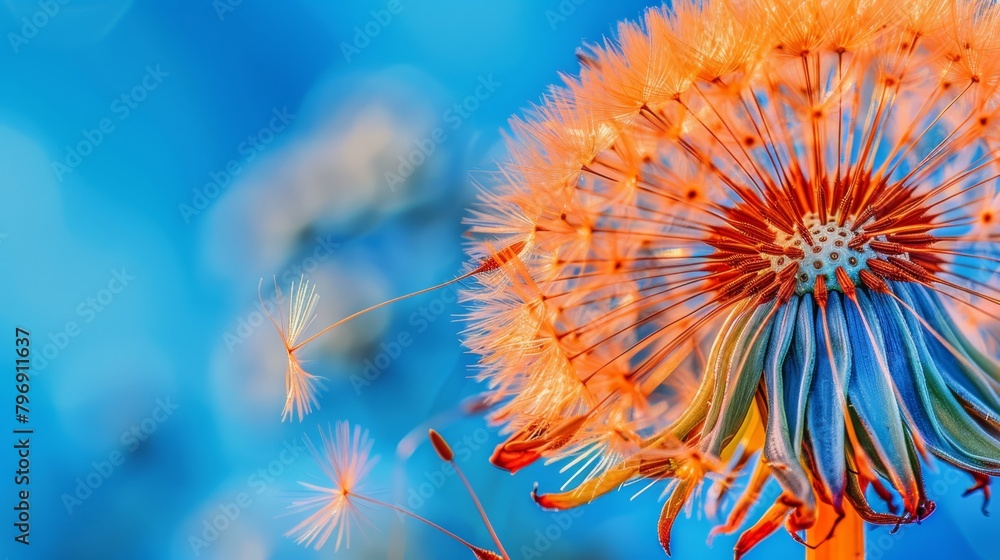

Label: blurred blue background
[0,1,995,559]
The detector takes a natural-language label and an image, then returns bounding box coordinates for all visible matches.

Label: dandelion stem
[291,275,468,351]
[452,463,510,560]
[291,242,526,352]
[806,500,864,560]
[356,495,483,553]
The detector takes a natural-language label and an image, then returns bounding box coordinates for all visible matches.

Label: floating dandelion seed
[456,0,1000,557]
[286,422,378,551]
[267,242,529,422]
[261,276,324,422]
[286,422,507,559]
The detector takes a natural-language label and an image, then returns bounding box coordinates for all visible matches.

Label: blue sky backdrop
[0,1,995,559]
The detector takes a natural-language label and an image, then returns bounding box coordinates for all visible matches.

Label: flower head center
[772,218,875,295]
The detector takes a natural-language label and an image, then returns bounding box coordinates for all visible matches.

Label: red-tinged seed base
[704,177,945,307]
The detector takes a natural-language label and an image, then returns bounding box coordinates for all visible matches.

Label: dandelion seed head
[284,277,319,346]
[463,0,1000,555]
[262,276,326,422]
[286,421,379,552]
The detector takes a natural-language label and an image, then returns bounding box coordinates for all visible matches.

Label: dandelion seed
[264,243,528,422]
[287,422,506,559]
[262,276,324,422]
[461,0,1000,557]
[285,422,378,551]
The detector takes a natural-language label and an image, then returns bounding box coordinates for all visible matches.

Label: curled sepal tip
[531,464,635,511]
[658,479,696,557]
[733,495,799,560]
[961,471,992,516]
[490,415,589,473]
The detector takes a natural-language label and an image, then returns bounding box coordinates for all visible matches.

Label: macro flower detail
[460,0,1000,556]
[287,422,509,559]
[263,276,325,422]
[286,422,378,551]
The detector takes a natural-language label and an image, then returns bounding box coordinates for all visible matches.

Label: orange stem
[807,499,864,560]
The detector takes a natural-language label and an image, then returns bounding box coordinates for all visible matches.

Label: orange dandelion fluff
[286,421,378,551]
[262,276,325,422]
[458,0,1000,557]
[286,423,508,559]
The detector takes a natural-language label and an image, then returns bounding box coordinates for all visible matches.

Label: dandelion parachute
[286,423,508,559]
